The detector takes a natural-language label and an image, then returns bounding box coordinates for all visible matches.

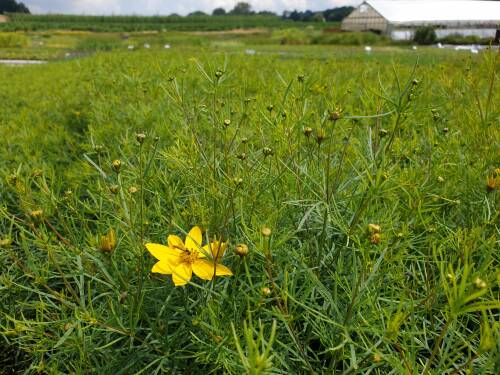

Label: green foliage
[75,36,122,51]
[0,0,30,14]
[0,31,27,47]
[0,13,308,32]
[0,45,499,374]
[439,33,493,45]
[414,26,437,45]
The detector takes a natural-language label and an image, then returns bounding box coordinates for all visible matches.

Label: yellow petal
[151,261,175,274]
[192,259,216,280]
[172,263,192,286]
[203,241,227,260]
[145,243,182,264]
[214,263,233,277]
[168,235,184,250]
[185,226,202,251]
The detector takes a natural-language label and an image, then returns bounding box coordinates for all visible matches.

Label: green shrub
[439,34,488,45]
[312,31,387,45]
[0,32,28,47]
[75,36,121,51]
[413,26,437,45]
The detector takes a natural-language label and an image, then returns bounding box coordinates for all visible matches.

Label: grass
[0,42,499,374]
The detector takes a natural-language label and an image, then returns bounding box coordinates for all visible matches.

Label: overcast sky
[22,1,363,15]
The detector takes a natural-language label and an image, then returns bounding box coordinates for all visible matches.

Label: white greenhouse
[341,0,500,41]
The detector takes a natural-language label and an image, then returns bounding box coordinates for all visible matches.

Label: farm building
[341,1,500,40]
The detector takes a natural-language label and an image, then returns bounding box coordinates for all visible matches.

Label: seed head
[494,168,500,176]
[112,159,122,173]
[32,169,43,177]
[370,233,381,244]
[119,291,128,304]
[442,127,449,134]
[297,74,305,82]
[486,176,500,192]
[128,186,138,194]
[267,104,274,113]
[262,287,271,296]
[373,353,382,363]
[329,108,343,121]
[437,176,445,183]
[235,243,249,258]
[303,127,313,137]
[379,129,388,137]
[236,153,247,161]
[241,137,248,144]
[215,69,224,78]
[223,119,231,127]
[109,185,119,194]
[136,133,146,144]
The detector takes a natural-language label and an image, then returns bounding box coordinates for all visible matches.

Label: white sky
[22,1,362,15]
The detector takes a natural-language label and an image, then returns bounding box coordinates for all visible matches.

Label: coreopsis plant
[146,226,232,286]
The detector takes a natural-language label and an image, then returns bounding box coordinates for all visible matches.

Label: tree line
[0,0,30,14]
[1,1,354,23]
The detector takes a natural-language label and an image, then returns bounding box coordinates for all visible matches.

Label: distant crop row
[0,14,325,32]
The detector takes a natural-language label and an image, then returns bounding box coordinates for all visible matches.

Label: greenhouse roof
[365,1,500,24]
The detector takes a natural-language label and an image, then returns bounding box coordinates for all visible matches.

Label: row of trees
[1,0,354,23]
[0,0,30,14]
[192,2,354,22]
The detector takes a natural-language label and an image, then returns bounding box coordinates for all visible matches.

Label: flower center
[180,250,199,264]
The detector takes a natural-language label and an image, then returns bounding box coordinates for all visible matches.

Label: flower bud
[367,224,381,234]
[112,159,121,173]
[262,227,272,237]
[263,147,273,157]
[30,210,43,219]
[303,127,313,137]
[316,128,326,145]
[0,238,12,248]
[235,243,249,258]
[262,287,271,296]
[474,277,487,289]
[99,229,116,253]
[136,133,146,144]
[223,119,231,127]
[233,177,243,188]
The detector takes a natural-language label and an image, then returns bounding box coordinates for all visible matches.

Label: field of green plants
[0,43,499,374]
[0,14,325,32]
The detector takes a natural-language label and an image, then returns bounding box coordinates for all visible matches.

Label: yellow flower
[146,226,232,286]
[203,238,228,261]
[99,228,116,253]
